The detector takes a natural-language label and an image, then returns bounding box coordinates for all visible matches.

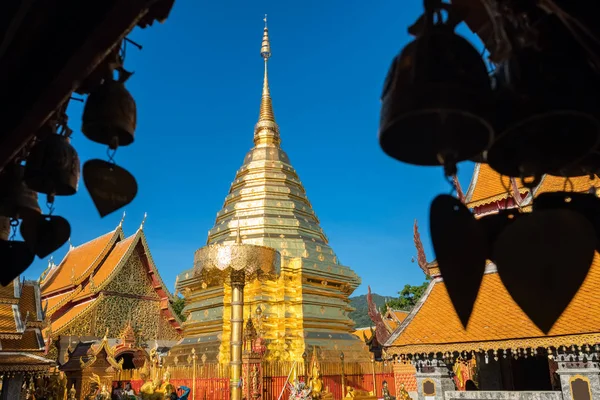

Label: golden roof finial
[255,14,280,147]
[119,210,126,227]
[140,212,147,230]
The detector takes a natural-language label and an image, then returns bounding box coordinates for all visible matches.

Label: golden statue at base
[345,386,376,399]
[139,374,163,400]
[306,348,332,400]
[382,381,397,400]
[397,383,412,400]
[158,370,176,397]
[69,384,76,400]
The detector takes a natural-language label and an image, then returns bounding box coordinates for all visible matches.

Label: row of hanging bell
[81,64,139,218]
[485,15,600,185]
[379,0,494,177]
[379,3,600,184]
[429,186,600,334]
[0,164,41,284]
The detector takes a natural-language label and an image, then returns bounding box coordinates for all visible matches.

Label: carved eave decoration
[54,294,102,335]
[366,286,392,345]
[80,335,123,371]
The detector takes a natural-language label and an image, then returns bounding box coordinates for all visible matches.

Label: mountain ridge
[348,292,390,329]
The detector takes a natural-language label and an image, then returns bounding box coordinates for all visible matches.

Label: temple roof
[385,256,600,355]
[41,221,182,336]
[0,278,53,371]
[179,18,359,289]
[41,229,122,296]
[386,167,600,356]
[465,163,600,210]
[464,163,529,208]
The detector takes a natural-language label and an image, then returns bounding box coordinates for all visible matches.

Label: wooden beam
[0,0,161,171]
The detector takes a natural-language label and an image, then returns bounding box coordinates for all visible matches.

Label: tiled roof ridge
[54,296,101,335]
[138,231,177,304]
[41,228,123,293]
[46,286,83,316]
[384,278,439,348]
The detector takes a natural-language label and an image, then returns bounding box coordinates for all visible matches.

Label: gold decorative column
[340,352,345,398]
[192,349,198,400]
[192,241,280,400]
[230,270,245,400]
[371,358,377,396]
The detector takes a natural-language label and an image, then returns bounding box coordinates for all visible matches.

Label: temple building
[39,217,183,364]
[381,165,600,400]
[173,20,369,364]
[0,277,55,399]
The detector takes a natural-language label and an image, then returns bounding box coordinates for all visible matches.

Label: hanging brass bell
[81,70,137,148]
[24,134,80,196]
[379,2,494,174]
[0,164,41,220]
[486,19,600,181]
[0,217,9,241]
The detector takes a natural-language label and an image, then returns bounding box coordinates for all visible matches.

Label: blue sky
[26,0,481,297]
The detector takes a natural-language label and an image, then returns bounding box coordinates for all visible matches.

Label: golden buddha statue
[68,384,76,400]
[382,380,396,400]
[158,371,176,398]
[139,375,163,400]
[397,383,412,400]
[307,363,332,400]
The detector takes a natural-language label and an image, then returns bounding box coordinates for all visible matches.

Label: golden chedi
[172,17,370,364]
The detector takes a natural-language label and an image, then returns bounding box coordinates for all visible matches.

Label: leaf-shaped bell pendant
[379,1,494,175]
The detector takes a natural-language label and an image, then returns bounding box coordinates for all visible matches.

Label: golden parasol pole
[192,349,198,400]
[371,358,377,397]
[230,270,245,400]
[340,352,345,399]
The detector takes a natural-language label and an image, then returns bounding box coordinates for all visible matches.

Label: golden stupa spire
[254,14,280,146]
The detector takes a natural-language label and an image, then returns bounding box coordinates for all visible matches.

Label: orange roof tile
[2,329,43,352]
[73,235,136,301]
[19,284,39,322]
[392,310,409,323]
[386,254,600,355]
[0,281,16,301]
[0,304,17,333]
[465,164,529,208]
[534,175,600,197]
[52,299,97,334]
[41,230,119,295]
[353,327,374,340]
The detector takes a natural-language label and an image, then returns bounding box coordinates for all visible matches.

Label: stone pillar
[556,350,600,400]
[0,373,24,400]
[414,360,454,400]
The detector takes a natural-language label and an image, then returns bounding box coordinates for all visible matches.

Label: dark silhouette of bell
[0,164,41,221]
[379,3,493,175]
[82,74,137,149]
[487,20,600,181]
[24,134,80,196]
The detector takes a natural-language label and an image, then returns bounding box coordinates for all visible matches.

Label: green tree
[172,296,186,322]
[383,278,430,312]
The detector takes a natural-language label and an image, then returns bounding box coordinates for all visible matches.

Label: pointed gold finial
[68,237,74,251]
[140,212,147,230]
[119,211,126,227]
[255,14,280,147]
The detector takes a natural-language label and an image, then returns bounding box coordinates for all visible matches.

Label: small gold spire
[255,14,280,146]
[140,212,147,230]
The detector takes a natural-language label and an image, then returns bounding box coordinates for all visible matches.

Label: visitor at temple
[122,382,137,399]
[112,382,123,400]
[169,386,190,400]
